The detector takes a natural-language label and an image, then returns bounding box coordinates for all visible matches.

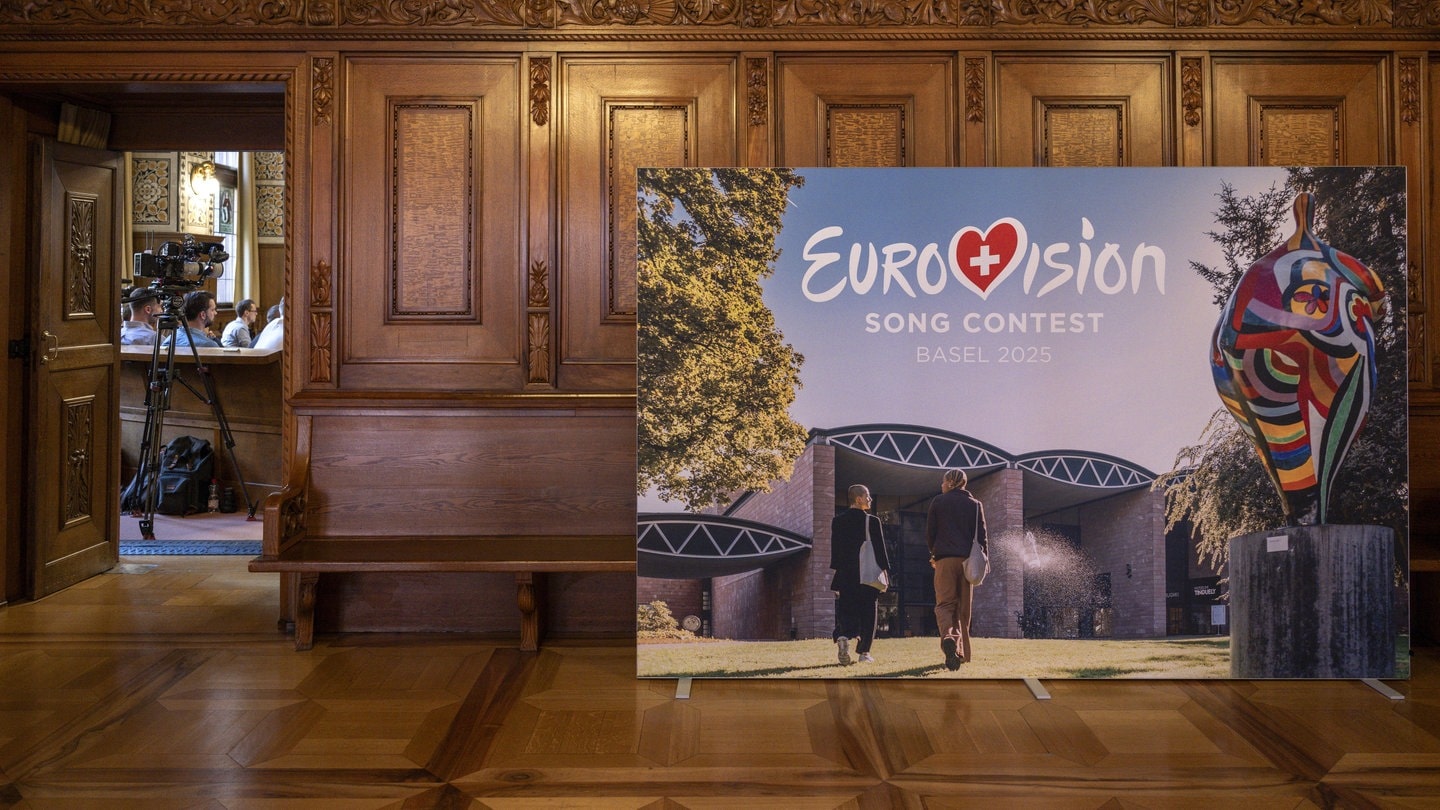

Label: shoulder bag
[964,507,989,586]
[858,515,889,592]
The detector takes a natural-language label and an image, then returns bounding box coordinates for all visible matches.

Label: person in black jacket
[926,468,987,671]
[830,484,891,665]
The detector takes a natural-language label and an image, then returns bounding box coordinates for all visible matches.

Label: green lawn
[638,635,1234,679]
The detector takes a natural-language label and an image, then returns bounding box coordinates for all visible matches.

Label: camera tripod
[124,288,256,540]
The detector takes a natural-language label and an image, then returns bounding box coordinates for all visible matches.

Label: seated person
[163,290,221,349]
[120,287,161,345]
[221,298,257,348]
[252,296,284,351]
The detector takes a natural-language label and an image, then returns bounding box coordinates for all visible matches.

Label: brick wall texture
[1079,488,1168,638]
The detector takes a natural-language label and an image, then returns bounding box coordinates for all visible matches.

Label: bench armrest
[261,415,311,556]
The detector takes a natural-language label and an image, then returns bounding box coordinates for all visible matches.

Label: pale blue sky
[761,167,1297,474]
[640,167,1302,509]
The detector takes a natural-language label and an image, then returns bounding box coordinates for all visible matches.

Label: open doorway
[1,80,286,596]
[118,148,285,552]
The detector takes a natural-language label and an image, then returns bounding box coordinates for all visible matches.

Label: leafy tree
[637,168,809,511]
[1160,168,1409,570]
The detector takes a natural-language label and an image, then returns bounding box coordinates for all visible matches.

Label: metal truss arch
[637,513,813,579]
[813,424,1012,471]
[1013,451,1156,489]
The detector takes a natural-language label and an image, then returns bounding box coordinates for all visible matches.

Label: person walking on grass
[829,484,890,666]
[926,468,987,671]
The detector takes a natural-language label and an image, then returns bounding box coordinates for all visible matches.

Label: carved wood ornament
[310,259,333,384]
[746,58,768,128]
[64,399,94,523]
[313,57,334,127]
[2,0,1434,30]
[1181,57,1202,128]
[67,193,97,318]
[1400,57,1419,125]
[527,259,551,384]
[964,58,984,124]
[530,57,551,127]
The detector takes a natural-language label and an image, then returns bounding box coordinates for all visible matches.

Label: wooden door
[27,138,123,598]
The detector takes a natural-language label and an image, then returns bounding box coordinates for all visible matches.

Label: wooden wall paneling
[993,56,1170,168]
[313,568,634,637]
[303,409,636,539]
[775,54,954,168]
[1210,57,1387,167]
[1,94,22,603]
[557,56,738,391]
[339,57,524,392]
[1427,56,1439,390]
[1397,52,1427,390]
[526,52,555,387]
[306,53,337,391]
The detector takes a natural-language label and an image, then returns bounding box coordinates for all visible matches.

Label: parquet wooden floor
[0,556,1437,808]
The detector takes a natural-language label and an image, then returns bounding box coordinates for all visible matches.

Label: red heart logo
[949,218,1027,299]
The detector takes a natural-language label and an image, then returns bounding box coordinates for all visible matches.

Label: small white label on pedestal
[1267,534,1289,552]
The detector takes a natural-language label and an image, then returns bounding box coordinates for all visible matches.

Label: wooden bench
[248,411,637,651]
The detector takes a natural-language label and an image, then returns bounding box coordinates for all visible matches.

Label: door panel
[29,139,122,598]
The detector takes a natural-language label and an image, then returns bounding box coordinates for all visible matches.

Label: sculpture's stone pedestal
[1229,524,1396,678]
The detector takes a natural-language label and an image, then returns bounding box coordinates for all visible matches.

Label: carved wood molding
[64,399,94,523]
[67,193,98,317]
[313,57,334,126]
[964,57,984,124]
[527,259,551,385]
[310,259,334,384]
[527,312,551,384]
[310,311,333,384]
[1181,57,1202,127]
[746,57,768,128]
[311,259,333,308]
[1399,57,1419,125]
[2,0,1435,31]
[527,258,549,309]
[530,57,552,127]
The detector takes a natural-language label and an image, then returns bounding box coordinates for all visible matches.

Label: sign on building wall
[637,167,1409,680]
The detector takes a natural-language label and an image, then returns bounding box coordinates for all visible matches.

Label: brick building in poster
[639,424,1221,642]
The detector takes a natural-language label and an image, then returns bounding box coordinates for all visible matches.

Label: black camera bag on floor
[120,435,215,516]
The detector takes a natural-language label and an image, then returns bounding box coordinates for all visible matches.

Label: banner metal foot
[675,677,693,700]
[1362,678,1404,700]
[1024,677,1051,700]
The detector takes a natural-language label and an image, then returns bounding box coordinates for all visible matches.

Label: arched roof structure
[638,425,1160,578]
[637,513,812,579]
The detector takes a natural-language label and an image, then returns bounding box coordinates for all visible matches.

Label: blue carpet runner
[120,541,261,556]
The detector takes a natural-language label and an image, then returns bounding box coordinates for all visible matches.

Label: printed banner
[636,167,1409,680]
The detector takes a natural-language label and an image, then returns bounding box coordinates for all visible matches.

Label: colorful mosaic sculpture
[1211,193,1387,525]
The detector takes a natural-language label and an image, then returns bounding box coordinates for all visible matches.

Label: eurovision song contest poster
[636,167,1409,681]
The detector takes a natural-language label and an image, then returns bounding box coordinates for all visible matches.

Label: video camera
[133,235,228,287]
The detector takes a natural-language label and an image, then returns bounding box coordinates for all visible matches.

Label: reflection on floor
[0,554,1436,806]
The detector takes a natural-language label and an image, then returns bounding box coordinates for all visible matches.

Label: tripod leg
[184,338,258,520]
[136,326,179,540]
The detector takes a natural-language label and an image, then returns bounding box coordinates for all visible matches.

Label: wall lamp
[189,159,218,196]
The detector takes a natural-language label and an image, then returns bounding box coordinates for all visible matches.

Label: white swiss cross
[969,244,1002,276]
